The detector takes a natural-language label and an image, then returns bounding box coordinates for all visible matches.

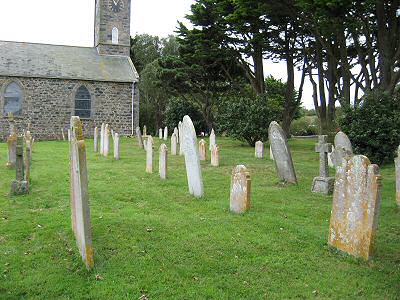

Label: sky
[0,0,313,108]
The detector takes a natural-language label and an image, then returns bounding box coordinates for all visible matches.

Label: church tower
[94,0,131,56]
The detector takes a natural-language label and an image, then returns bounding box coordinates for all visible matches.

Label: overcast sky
[0,0,313,108]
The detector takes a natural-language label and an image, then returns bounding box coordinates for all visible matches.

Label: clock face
[109,0,124,12]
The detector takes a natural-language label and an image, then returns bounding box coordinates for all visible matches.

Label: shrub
[290,116,319,136]
[339,89,400,165]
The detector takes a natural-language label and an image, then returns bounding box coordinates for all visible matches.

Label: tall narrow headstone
[61,129,66,141]
[103,124,110,157]
[395,146,400,207]
[178,121,184,156]
[114,133,120,160]
[143,125,147,137]
[111,129,115,142]
[328,145,335,168]
[164,126,168,141]
[211,145,220,167]
[199,139,207,161]
[328,155,381,260]
[312,135,335,195]
[268,121,297,184]
[209,129,216,151]
[171,133,178,155]
[173,127,179,144]
[331,131,353,168]
[6,132,17,169]
[11,136,29,195]
[68,129,71,142]
[146,136,154,173]
[159,144,168,180]
[182,115,204,198]
[69,116,94,270]
[136,126,144,149]
[159,128,163,139]
[255,141,264,158]
[100,123,105,155]
[230,165,251,214]
[94,127,99,152]
[143,138,148,150]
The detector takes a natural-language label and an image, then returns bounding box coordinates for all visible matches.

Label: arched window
[75,86,91,118]
[3,82,23,115]
[112,27,119,44]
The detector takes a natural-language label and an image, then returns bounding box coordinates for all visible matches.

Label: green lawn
[0,137,399,299]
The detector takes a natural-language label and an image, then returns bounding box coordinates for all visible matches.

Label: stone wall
[0,76,138,140]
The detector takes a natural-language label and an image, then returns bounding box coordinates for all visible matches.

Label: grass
[0,136,399,299]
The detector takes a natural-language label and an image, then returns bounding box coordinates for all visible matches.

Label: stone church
[0,0,139,140]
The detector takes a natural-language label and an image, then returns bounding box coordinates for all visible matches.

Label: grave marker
[395,146,400,207]
[164,126,168,140]
[159,144,168,179]
[100,123,105,155]
[94,127,99,152]
[312,135,335,195]
[171,133,178,155]
[10,136,29,195]
[136,126,144,149]
[103,124,110,157]
[159,128,163,139]
[331,131,353,168]
[230,165,251,214]
[146,136,154,173]
[209,129,216,151]
[178,121,184,156]
[114,133,120,160]
[143,125,147,137]
[255,141,264,158]
[199,139,207,161]
[6,132,17,169]
[211,145,220,167]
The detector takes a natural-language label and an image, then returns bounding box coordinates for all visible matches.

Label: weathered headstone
[270,145,274,160]
[211,145,220,167]
[94,127,99,152]
[111,129,115,142]
[174,127,179,144]
[146,136,154,173]
[68,129,71,142]
[268,121,297,184]
[178,121,184,156]
[159,144,168,180]
[230,165,251,214]
[199,139,207,161]
[182,115,204,198]
[143,125,147,137]
[69,116,94,270]
[328,145,335,168]
[255,141,264,158]
[114,133,120,160]
[159,128,163,139]
[6,133,17,169]
[395,146,400,207]
[100,123,105,155]
[164,126,168,141]
[331,131,353,168]
[136,126,144,149]
[312,135,335,195]
[11,136,29,195]
[209,129,216,151]
[328,155,381,260]
[103,124,110,157]
[171,133,178,155]
[143,138,147,150]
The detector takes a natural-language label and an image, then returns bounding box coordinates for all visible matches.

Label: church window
[112,27,119,44]
[3,82,23,116]
[75,86,91,118]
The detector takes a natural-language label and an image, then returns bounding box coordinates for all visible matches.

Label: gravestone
[164,126,168,140]
[211,145,220,167]
[94,127,99,152]
[174,127,179,144]
[62,128,66,141]
[136,126,144,149]
[146,136,154,173]
[209,129,216,151]
[143,125,147,137]
[6,132,17,169]
[255,141,264,158]
[270,145,274,160]
[268,121,297,184]
[68,129,71,142]
[312,135,335,195]
[69,116,94,270]
[25,132,32,183]
[11,136,29,195]
[114,133,120,160]
[199,139,207,161]
[230,165,251,214]
[395,146,400,207]
[331,131,353,168]
[103,124,110,157]
[111,129,115,142]
[100,123,105,155]
[159,128,163,139]
[328,145,335,168]
[182,115,204,198]
[159,144,168,180]
[178,121,184,155]
[143,138,147,150]
[171,133,178,155]
[328,155,381,260]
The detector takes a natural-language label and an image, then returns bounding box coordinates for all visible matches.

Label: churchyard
[0,125,399,299]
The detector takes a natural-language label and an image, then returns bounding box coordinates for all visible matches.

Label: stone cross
[268,121,297,184]
[136,126,144,149]
[6,132,17,169]
[163,126,168,140]
[329,155,381,260]
[143,125,147,137]
[11,136,29,195]
[199,139,207,161]
[209,129,216,151]
[100,123,105,155]
[312,135,335,194]
[395,146,400,207]
[178,121,184,156]
[230,165,251,214]
[182,115,204,198]
[255,141,264,158]
[103,124,110,157]
[171,133,178,155]
[94,127,99,152]
[69,116,94,270]
[114,133,120,160]
[211,145,219,167]
[159,144,168,180]
[159,128,163,139]
[146,136,154,173]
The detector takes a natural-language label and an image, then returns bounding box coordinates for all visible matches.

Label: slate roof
[0,41,138,83]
